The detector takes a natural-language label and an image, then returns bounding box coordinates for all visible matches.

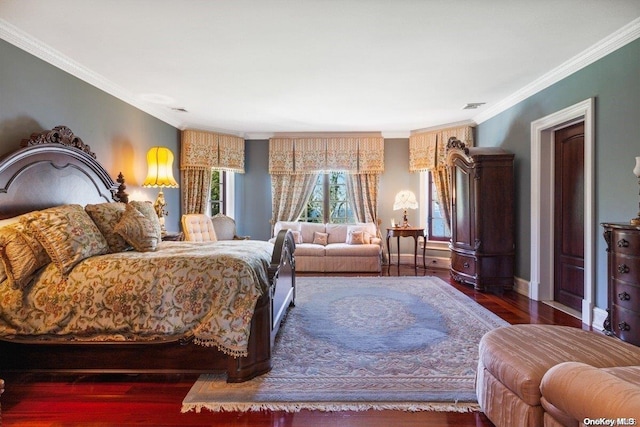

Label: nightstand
[162,232,184,241]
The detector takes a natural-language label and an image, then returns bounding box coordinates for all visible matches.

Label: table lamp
[393,190,418,227]
[143,147,179,235]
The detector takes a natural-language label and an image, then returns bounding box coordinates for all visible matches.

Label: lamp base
[153,189,168,236]
[401,209,410,227]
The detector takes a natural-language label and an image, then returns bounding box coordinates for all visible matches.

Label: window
[210,170,226,215]
[300,172,355,223]
[425,171,450,242]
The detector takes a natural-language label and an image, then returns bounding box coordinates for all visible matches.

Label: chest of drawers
[602,222,640,346]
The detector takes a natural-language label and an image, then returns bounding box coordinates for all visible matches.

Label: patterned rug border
[182,276,507,413]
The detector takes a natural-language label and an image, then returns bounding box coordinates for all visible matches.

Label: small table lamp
[393,190,418,227]
[632,156,640,225]
[143,147,179,235]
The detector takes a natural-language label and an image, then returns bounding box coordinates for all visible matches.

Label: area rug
[182,276,508,413]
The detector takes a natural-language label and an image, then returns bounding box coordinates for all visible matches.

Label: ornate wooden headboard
[0,126,128,220]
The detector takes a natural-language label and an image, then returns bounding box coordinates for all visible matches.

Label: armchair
[181,214,218,242]
[210,213,249,240]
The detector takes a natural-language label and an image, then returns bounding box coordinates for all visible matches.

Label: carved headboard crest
[20,125,96,158]
[446,137,469,155]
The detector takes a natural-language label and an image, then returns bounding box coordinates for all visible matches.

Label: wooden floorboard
[1,266,586,426]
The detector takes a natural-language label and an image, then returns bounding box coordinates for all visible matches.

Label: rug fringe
[181,401,481,414]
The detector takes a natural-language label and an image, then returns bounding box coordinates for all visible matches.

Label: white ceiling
[1,1,639,138]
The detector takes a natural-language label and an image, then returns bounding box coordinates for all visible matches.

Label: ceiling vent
[462,102,486,110]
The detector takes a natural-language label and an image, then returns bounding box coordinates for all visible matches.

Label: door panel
[554,122,584,311]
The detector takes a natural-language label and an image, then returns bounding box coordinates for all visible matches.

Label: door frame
[530,98,595,326]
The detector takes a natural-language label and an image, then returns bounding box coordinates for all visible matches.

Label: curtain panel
[268,136,384,174]
[180,129,245,215]
[408,125,474,234]
[409,125,474,173]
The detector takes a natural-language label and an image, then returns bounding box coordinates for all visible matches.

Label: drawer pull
[618,291,631,301]
[617,238,630,248]
[463,262,470,268]
[617,264,630,274]
[618,321,631,332]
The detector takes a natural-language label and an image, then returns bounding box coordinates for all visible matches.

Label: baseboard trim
[592,307,608,331]
[513,276,529,297]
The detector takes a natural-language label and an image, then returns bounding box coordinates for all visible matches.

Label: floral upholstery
[0,240,274,357]
[129,201,162,241]
[85,202,130,253]
[114,203,160,252]
[21,204,108,274]
[0,222,50,289]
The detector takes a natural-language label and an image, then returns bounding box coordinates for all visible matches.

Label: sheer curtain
[346,173,379,224]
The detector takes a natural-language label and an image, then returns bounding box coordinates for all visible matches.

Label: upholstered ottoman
[476,324,640,427]
[540,362,640,427]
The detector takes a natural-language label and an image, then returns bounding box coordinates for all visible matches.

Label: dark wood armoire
[446,138,515,292]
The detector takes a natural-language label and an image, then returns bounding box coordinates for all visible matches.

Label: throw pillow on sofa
[346,230,365,245]
[346,225,372,244]
[313,231,328,245]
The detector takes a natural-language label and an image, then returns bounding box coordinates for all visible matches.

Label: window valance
[181,130,245,173]
[409,125,474,172]
[269,136,384,174]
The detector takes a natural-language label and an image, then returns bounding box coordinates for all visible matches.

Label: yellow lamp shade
[143,147,179,188]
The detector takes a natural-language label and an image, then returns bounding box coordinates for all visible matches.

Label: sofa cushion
[300,222,326,243]
[479,325,640,406]
[273,221,301,236]
[294,243,326,257]
[326,223,348,244]
[325,243,382,257]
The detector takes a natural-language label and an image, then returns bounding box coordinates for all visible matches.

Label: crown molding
[473,17,640,124]
[0,18,182,129]
[2,16,639,134]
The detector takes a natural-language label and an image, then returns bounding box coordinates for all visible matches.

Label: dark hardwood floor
[1,266,584,426]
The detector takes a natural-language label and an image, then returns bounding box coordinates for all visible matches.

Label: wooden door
[554,122,584,311]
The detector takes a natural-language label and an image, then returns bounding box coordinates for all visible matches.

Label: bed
[0,126,296,382]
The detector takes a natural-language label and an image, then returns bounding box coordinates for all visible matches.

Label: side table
[386,227,424,268]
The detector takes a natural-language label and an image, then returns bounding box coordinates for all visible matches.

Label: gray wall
[3,32,639,303]
[0,39,182,232]
[476,38,640,307]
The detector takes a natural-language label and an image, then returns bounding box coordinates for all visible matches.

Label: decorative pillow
[346,230,365,245]
[290,230,303,244]
[129,201,162,241]
[114,203,159,252]
[0,259,6,283]
[0,222,50,289]
[346,225,372,244]
[23,204,109,275]
[312,231,329,246]
[85,202,131,253]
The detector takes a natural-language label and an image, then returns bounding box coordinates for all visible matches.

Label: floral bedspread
[0,240,274,357]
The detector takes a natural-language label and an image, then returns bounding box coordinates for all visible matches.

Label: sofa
[477,324,640,427]
[271,221,383,273]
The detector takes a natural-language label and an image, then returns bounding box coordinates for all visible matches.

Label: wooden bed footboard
[0,126,296,382]
[0,227,295,382]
